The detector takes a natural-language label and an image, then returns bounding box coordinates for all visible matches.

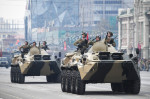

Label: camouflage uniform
[105,37,116,47]
[74,38,88,48]
[88,36,101,46]
[19,45,30,58]
[88,41,97,46]
[19,45,30,52]
[74,38,88,54]
[39,45,49,51]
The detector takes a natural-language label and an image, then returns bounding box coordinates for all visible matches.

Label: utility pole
[133,0,139,56]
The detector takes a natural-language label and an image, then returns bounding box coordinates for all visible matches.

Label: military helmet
[25,41,28,45]
[43,41,47,44]
[107,31,113,37]
[33,41,36,45]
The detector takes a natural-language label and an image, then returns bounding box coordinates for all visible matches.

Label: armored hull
[78,60,139,82]
[61,39,140,95]
[11,47,61,83]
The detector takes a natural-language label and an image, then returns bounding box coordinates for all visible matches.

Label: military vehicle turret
[61,39,140,95]
[11,45,61,83]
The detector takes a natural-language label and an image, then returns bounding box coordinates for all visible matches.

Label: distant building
[79,0,134,31]
[25,0,80,42]
[0,18,24,52]
[79,0,134,48]
[118,0,150,59]
[25,0,134,49]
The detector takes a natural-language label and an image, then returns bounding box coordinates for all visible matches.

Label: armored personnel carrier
[61,39,140,95]
[11,46,61,83]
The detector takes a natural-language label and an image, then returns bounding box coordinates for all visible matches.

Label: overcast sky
[0,0,26,20]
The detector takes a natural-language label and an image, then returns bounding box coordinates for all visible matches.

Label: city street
[0,67,149,99]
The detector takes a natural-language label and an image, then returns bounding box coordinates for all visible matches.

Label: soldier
[88,36,101,45]
[74,32,88,54]
[31,42,37,48]
[40,41,49,51]
[19,41,30,58]
[105,31,116,47]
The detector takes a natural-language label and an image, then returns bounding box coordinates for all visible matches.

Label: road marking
[0,91,22,99]
[0,87,42,99]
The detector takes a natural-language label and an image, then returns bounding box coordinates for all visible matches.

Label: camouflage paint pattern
[78,60,139,83]
[19,61,60,76]
[11,47,61,76]
[61,39,140,83]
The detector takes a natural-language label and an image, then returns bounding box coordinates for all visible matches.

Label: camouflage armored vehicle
[11,46,61,83]
[61,39,140,95]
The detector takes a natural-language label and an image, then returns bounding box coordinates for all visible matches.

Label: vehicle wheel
[46,75,52,82]
[65,70,71,93]
[17,67,25,84]
[54,73,61,83]
[124,79,140,94]
[131,79,140,94]
[16,67,19,83]
[75,71,85,95]
[71,70,76,93]
[61,70,66,92]
[14,67,17,83]
[111,83,124,92]
[10,67,14,83]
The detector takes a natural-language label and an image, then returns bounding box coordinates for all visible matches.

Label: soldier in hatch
[19,41,30,58]
[40,41,49,51]
[31,42,38,48]
[88,36,101,45]
[105,31,116,47]
[74,32,88,54]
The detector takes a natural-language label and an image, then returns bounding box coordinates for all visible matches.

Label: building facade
[25,0,134,50]
[118,0,150,59]
[0,18,24,53]
[25,0,80,41]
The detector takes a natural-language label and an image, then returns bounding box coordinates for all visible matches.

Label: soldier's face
[96,38,99,41]
[107,33,111,37]
[33,43,36,46]
[43,42,45,45]
[82,34,85,38]
[25,42,28,45]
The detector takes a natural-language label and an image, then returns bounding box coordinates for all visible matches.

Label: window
[3,35,6,38]
[105,11,118,14]
[94,21,100,24]
[94,11,103,14]
[94,1,103,4]
[105,1,122,4]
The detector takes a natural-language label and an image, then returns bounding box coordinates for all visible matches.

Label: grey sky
[0,0,26,20]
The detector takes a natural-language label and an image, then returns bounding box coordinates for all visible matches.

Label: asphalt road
[0,67,150,99]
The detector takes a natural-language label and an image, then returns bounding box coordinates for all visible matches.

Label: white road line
[0,91,22,99]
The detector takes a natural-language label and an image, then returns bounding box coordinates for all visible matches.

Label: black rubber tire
[17,67,25,84]
[16,67,19,83]
[10,67,14,83]
[75,71,85,95]
[71,70,76,93]
[46,75,53,82]
[61,70,66,92]
[54,73,61,83]
[131,80,141,94]
[124,80,140,94]
[65,70,71,93]
[111,83,124,92]
[14,67,17,83]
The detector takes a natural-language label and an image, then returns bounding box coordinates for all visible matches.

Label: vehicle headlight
[34,55,42,60]
[43,55,51,60]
